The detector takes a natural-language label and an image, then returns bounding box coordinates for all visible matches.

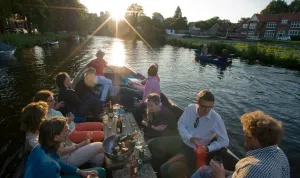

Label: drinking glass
[102,114,108,125]
[113,104,120,116]
[122,114,126,128]
[107,117,114,129]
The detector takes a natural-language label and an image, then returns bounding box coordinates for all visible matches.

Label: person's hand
[210,160,226,178]
[86,132,93,140]
[66,115,74,123]
[78,169,98,177]
[55,101,65,109]
[190,137,202,146]
[152,125,167,131]
[141,120,148,127]
[79,139,91,147]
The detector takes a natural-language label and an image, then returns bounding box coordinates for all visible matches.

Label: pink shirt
[142,76,160,102]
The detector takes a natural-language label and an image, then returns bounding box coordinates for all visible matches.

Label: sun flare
[110,5,126,21]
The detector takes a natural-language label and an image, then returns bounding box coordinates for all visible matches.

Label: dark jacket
[144,107,177,139]
[58,87,82,116]
[75,79,95,101]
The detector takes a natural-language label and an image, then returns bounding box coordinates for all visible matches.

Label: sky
[80,0,294,23]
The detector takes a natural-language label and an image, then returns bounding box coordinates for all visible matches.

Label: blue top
[24,145,77,178]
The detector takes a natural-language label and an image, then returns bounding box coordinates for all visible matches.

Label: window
[247,31,255,36]
[242,24,248,29]
[264,30,275,38]
[277,31,285,37]
[266,22,277,28]
[241,32,247,35]
[290,21,300,28]
[281,20,288,24]
[289,30,300,36]
[249,23,256,29]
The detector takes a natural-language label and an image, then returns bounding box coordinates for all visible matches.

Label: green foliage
[261,0,289,14]
[165,37,300,70]
[289,0,300,12]
[194,16,232,30]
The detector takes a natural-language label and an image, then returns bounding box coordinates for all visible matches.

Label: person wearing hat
[86,49,114,103]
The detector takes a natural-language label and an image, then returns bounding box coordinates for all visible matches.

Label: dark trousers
[150,136,227,178]
[78,95,103,117]
[114,87,143,110]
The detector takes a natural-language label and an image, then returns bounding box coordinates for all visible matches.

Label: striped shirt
[232,145,290,178]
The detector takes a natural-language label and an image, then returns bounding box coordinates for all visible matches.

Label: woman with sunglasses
[141,93,176,140]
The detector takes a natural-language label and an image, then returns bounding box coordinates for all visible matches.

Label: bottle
[108,101,113,118]
[194,145,207,169]
[116,114,122,134]
[130,155,138,178]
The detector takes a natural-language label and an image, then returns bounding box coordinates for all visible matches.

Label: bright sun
[110,6,126,21]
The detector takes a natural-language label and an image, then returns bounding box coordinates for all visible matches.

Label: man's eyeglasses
[194,117,200,128]
[199,103,213,110]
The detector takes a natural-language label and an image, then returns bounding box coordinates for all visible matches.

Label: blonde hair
[145,93,161,121]
[20,101,48,133]
[241,110,284,147]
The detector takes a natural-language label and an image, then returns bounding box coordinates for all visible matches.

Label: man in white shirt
[161,90,229,178]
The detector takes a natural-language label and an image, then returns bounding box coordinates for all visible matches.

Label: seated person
[34,90,104,143]
[130,64,160,103]
[161,90,229,177]
[23,117,105,178]
[141,93,176,140]
[85,49,114,102]
[201,44,208,56]
[191,111,290,178]
[218,49,228,62]
[75,67,104,116]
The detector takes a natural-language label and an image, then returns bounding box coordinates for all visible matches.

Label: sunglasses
[194,117,200,128]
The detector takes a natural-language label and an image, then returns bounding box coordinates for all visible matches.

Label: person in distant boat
[86,49,114,103]
[34,90,104,143]
[201,44,208,56]
[20,101,105,168]
[160,90,229,177]
[23,117,105,178]
[191,111,290,178]
[218,49,229,62]
[141,93,176,140]
[75,67,104,117]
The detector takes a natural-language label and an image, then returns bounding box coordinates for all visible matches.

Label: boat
[43,40,59,46]
[0,42,17,59]
[13,65,239,177]
[194,50,232,66]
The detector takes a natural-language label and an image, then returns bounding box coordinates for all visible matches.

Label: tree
[260,0,289,14]
[173,6,182,19]
[289,0,300,12]
[164,17,173,29]
[152,12,164,21]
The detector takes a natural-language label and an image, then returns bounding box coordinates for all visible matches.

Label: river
[0,36,299,177]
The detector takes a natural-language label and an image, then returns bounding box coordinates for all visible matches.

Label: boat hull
[194,50,232,66]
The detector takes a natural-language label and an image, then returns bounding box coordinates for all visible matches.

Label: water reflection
[110,40,126,66]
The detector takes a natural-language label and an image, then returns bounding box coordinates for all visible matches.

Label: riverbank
[0,33,68,48]
[166,36,300,71]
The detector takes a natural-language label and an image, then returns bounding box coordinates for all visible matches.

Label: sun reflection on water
[109,40,126,66]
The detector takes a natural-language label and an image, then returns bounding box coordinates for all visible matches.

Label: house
[206,23,236,36]
[245,12,300,39]
[188,23,201,35]
[230,18,249,38]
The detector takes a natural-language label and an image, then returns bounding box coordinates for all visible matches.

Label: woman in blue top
[24,117,105,178]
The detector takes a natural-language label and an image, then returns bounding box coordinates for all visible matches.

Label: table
[112,163,157,178]
[104,113,152,170]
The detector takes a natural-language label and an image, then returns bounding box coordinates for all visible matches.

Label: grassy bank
[0,33,68,48]
[166,37,300,71]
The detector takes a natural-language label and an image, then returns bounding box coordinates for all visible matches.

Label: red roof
[255,12,300,22]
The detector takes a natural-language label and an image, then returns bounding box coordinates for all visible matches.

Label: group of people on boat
[200,44,229,62]
[19,48,290,178]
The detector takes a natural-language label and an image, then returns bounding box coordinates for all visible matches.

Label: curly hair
[196,90,215,104]
[39,117,66,152]
[240,110,284,147]
[33,90,53,102]
[20,101,48,133]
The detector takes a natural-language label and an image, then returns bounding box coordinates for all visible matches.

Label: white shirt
[178,104,229,152]
[46,109,75,133]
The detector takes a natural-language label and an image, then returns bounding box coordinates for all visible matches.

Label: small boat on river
[194,49,233,66]
[13,65,239,177]
[0,42,16,59]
